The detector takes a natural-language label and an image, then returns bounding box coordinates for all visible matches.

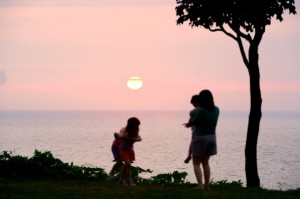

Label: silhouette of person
[184,95,200,164]
[117,117,142,186]
[185,90,219,190]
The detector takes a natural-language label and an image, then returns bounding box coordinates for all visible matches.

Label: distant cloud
[0,0,174,7]
[0,70,7,85]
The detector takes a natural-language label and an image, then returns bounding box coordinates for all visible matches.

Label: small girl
[184,95,200,163]
[111,117,142,185]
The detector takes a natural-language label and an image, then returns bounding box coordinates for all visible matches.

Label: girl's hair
[199,90,216,111]
[126,117,140,136]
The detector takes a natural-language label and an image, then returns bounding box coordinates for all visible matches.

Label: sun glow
[127,76,143,90]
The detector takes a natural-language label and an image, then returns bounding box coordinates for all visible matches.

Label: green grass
[1,150,299,199]
[1,178,299,199]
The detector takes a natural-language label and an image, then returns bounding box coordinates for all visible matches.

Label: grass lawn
[1,178,299,199]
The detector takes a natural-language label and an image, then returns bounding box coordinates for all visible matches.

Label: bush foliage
[0,150,189,185]
[0,150,107,180]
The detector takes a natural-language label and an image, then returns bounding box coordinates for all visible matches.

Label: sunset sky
[0,0,299,111]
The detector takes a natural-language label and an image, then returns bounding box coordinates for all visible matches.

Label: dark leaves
[175,0,297,32]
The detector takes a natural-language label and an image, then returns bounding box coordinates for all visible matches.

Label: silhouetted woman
[185,89,219,190]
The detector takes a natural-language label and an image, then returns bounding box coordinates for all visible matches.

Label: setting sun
[127,76,143,90]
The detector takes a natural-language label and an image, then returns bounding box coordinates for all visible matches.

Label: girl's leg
[109,160,123,176]
[119,159,130,185]
[123,159,136,186]
[192,156,203,189]
[124,159,131,178]
[202,156,211,189]
[118,163,125,184]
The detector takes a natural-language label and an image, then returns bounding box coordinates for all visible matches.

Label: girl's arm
[119,133,141,142]
[184,116,193,128]
[189,109,201,126]
[133,135,142,142]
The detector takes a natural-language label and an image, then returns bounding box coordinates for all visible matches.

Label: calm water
[0,110,299,190]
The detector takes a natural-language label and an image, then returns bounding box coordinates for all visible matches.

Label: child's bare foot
[184,156,191,164]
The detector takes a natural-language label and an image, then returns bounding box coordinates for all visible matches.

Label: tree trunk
[245,42,262,188]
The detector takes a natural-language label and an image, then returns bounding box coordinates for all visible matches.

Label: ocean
[0,110,299,190]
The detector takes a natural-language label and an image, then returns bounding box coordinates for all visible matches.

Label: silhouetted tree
[176,0,296,187]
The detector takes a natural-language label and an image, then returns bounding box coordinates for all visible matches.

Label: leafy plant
[0,150,108,180]
[210,179,243,189]
[1,150,240,187]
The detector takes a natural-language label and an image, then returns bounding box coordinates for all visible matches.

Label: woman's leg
[192,156,203,189]
[202,156,211,189]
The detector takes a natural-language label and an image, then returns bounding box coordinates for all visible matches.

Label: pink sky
[0,0,299,111]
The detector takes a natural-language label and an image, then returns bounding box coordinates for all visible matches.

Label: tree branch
[228,22,252,42]
[208,25,238,41]
[236,36,249,68]
[209,24,249,67]
[208,27,222,32]
[219,25,237,41]
[222,22,250,68]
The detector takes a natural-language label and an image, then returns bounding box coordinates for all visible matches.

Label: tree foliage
[176,0,296,31]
